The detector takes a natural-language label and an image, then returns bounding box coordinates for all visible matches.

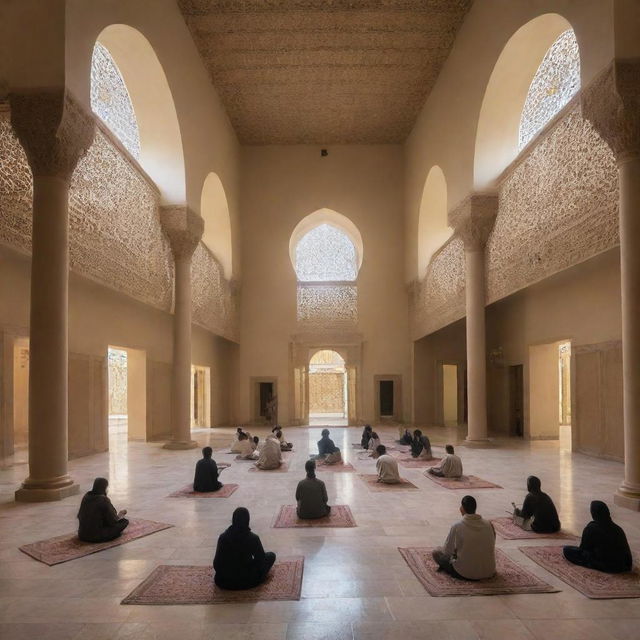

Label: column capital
[10,88,95,180]
[448,193,498,250]
[581,58,640,163]
[160,206,204,259]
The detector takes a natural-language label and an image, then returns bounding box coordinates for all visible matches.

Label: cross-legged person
[410,429,433,459]
[236,432,258,460]
[360,424,373,449]
[255,434,283,469]
[193,446,223,492]
[275,428,293,451]
[563,500,632,573]
[432,495,496,580]
[296,460,331,519]
[77,477,129,543]
[367,431,382,457]
[375,445,401,484]
[513,475,560,533]
[318,428,343,464]
[213,507,276,590]
[427,444,462,477]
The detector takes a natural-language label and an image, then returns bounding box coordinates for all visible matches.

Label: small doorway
[509,364,524,437]
[191,365,211,428]
[375,375,402,423]
[380,380,394,417]
[251,377,278,424]
[309,350,347,426]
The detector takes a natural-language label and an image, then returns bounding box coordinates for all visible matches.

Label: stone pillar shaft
[10,89,94,501]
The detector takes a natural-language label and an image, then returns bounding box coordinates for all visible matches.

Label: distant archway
[94,24,185,204]
[417,166,451,276]
[200,172,232,278]
[474,14,579,190]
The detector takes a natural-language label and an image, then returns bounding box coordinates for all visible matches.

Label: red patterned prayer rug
[272,505,356,528]
[399,547,558,596]
[167,484,239,498]
[121,557,304,604]
[357,474,419,491]
[520,545,640,599]
[248,461,289,472]
[491,518,577,540]
[392,454,442,468]
[19,519,174,565]
[316,460,355,472]
[423,473,502,489]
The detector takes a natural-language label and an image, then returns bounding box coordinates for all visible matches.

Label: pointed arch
[200,172,232,279]
[417,166,451,277]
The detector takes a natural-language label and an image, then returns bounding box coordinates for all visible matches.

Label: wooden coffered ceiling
[178,0,473,144]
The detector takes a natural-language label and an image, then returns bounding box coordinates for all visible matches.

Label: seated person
[275,428,293,451]
[427,445,462,478]
[255,435,283,469]
[194,446,223,491]
[433,495,496,580]
[296,460,331,519]
[367,431,382,457]
[375,445,401,484]
[360,424,373,449]
[513,476,560,533]
[236,433,258,460]
[77,477,129,543]
[252,436,260,450]
[410,429,433,459]
[317,428,342,464]
[230,427,247,453]
[398,428,413,445]
[563,500,632,573]
[213,507,276,590]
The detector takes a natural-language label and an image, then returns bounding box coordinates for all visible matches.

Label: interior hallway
[0,427,638,640]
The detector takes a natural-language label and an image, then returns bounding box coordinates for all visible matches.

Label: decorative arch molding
[289,208,364,278]
[417,165,451,277]
[473,13,578,190]
[95,24,186,205]
[200,172,233,279]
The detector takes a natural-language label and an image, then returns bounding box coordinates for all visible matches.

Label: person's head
[236,427,243,434]
[376,444,386,456]
[321,428,330,437]
[305,459,316,477]
[91,477,108,495]
[253,436,259,445]
[590,500,611,522]
[202,446,213,459]
[231,507,250,531]
[526,475,541,493]
[371,431,379,440]
[460,495,477,515]
[445,444,455,455]
[275,429,282,438]
[238,432,248,441]
[413,429,422,438]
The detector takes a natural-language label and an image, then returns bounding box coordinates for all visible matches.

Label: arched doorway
[308,350,348,426]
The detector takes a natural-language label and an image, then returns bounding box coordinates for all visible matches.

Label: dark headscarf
[231,507,251,533]
[91,477,108,495]
[527,476,541,493]
[591,500,611,522]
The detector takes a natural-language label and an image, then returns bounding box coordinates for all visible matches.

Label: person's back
[237,437,256,459]
[256,437,282,469]
[77,478,128,543]
[445,513,496,580]
[194,454,221,492]
[581,518,632,573]
[525,492,560,533]
[361,426,372,449]
[376,448,400,484]
[440,452,463,477]
[296,461,330,519]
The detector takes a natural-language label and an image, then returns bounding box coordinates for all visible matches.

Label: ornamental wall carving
[0,109,238,342]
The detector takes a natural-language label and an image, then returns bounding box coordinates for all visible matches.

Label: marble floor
[0,426,639,640]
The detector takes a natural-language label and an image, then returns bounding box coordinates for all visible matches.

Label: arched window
[518,29,580,149]
[90,42,141,159]
[295,223,358,282]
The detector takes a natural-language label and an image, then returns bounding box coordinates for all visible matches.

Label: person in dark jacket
[193,447,222,492]
[77,477,128,543]
[563,501,632,573]
[296,460,331,519]
[317,429,342,464]
[360,425,373,449]
[399,428,413,446]
[213,507,276,590]
[410,429,433,459]
[513,476,561,533]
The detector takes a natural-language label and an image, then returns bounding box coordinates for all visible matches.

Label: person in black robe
[563,500,632,573]
[360,425,373,449]
[77,477,129,543]
[213,507,276,589]
[513,476,561,533]
[410,429,432,459]
[399,428,413,445]
[318,429,339,456]
[193,446,222,492]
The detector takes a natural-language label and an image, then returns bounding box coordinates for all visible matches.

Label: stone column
[583,59,640,510]
[449,195,498,444]
[161,207,204,449]
[10,89,95,501]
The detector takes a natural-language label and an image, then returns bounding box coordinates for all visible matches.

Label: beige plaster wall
[238,145,409,425]
[528,342,561,440]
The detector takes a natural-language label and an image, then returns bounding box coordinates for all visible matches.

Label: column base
[163,439,199,450]
[614,484,640,511]
[15,482,79,503]
[463,437,495,448]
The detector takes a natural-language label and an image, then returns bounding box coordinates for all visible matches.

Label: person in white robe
[367,432,382,457]
[274,428,293,451]
[236,434,258,459]
[427,445,463,478]
[375,445,401,484]
[255,436,283,470]
[230,427,251,453]
[432,495,496,580]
